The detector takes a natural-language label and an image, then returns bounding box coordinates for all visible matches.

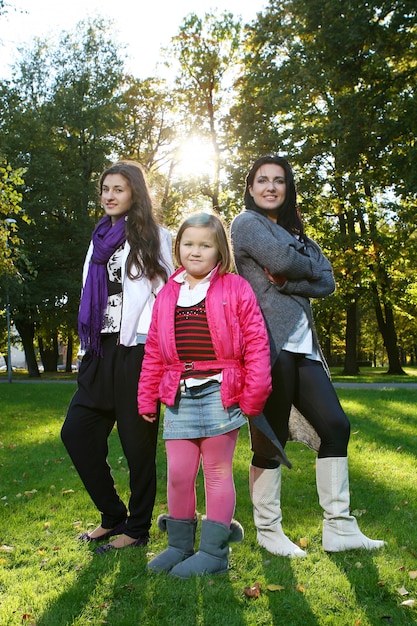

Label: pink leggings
[165,429,240,526]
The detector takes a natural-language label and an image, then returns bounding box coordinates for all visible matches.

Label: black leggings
[252,350,350,469]
[61,334,159,538]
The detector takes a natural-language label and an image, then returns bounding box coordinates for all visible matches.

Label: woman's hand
[264,267,287,286]
[141,413,157,423]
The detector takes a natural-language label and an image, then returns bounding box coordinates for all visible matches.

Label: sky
[0,0,267,80]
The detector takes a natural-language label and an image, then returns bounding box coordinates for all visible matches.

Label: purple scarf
[78,215,127,357]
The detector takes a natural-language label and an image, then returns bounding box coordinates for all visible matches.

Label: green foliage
[1,382,417,624]
[0,4,416,374]
[233,0,417,372]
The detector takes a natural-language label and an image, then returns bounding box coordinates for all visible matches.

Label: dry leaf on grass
[0,544,14,552]
[397,586,409,596]
[267,583,285,592]
[401,599,415,608]
[296,583,306,593]
[243,582,261,598]
[409,570,417,579]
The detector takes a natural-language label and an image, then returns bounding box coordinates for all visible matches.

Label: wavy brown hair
[99,160,168,282]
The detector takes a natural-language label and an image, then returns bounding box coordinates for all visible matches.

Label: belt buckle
[184,362,194,371]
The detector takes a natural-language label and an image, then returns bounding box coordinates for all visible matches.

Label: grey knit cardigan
[231,209,336,451]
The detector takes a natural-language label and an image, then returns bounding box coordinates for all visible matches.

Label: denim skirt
[163,381,246,440]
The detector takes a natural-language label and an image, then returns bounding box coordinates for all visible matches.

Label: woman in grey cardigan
[231,155,385,557]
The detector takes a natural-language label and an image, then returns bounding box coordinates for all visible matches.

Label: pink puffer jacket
[138,266,272,417]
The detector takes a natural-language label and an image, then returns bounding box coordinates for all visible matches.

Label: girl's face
[248,163,286,220]
[101,173,132,224]
[179,226,220,286]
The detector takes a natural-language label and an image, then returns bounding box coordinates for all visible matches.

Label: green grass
[0,382,416,625]
[330,365,417,384]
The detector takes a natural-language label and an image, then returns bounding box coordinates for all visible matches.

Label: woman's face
[101,173,132,224]
[248,163,286,220]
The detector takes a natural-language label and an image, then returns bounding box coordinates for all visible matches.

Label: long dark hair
[244,155,304,237]
[99,160,168,282]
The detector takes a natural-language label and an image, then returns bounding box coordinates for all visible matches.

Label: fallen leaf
[24,489,37,497]
[377,581,386,587]
[299,537,308,548]
[409,570,417,580]
[397,586,409,596]
[296,583,305,593]
[244,582,261,598]
[267,584,285,592]
[61,489,74,495]
[401,599,416,608]
[0,544,14,552]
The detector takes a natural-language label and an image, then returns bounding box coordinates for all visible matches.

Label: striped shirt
[174,269,222,385]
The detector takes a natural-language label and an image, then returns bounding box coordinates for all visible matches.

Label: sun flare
[176,136,215,179]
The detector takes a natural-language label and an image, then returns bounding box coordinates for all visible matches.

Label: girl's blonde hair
[174,212,232,275]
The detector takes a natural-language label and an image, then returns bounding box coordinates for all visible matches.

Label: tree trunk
[38,334,59,372]
[14,318,40,378]
[65,334,73,372]
[371,284,406,375]
[343,300,359,375]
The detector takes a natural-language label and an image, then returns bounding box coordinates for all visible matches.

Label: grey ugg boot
[250,464,306,557]
[316,457,386,552]
[169,517,244,579]
[147,515,197,573]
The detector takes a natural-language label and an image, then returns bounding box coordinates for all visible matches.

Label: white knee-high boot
[249,465,306,557]
[316,457,386,552]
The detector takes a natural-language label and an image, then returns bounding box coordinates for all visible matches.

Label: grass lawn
[0,381,416,625]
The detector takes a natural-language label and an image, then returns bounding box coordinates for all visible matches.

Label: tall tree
[0,18,127,374]
[167,12,242,214]
[234,0,417,373]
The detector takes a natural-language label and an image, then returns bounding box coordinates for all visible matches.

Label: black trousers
[61,334,159,538]
[252,350,351,469]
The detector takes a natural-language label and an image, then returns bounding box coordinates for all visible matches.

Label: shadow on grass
[1,385,417,625]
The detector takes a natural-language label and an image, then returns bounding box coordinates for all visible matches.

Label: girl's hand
[141,413,157,423]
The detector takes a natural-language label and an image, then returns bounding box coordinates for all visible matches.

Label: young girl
[138,212,272,578]
[61,160,173,554]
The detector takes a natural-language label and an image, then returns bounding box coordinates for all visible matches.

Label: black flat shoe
[95,534,149,555]
[78,519,127,543]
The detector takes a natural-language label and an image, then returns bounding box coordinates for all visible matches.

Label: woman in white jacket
[61,160,173,553]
